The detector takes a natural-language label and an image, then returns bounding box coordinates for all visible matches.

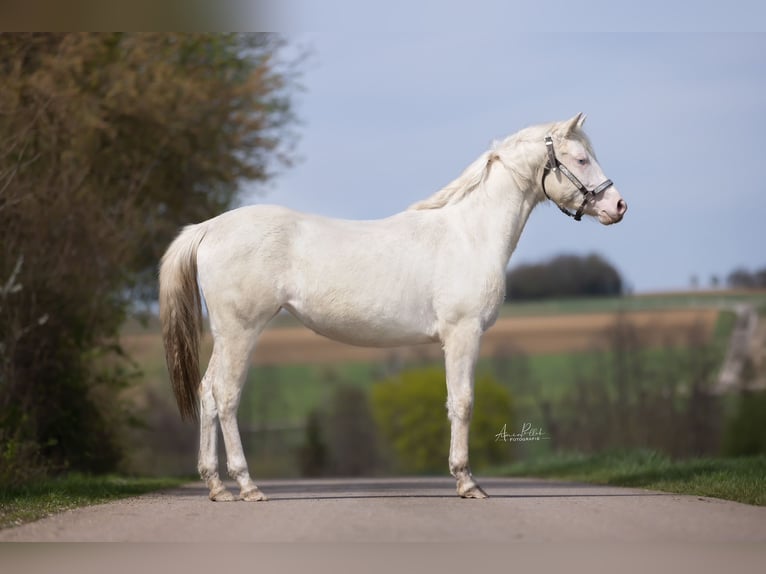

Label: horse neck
[453,159,541,268]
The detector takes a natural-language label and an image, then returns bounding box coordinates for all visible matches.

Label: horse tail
[159,224,207,422]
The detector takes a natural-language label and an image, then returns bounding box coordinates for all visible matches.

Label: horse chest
[434,266,505,330]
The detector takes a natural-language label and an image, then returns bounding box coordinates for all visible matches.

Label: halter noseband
[541,136,614,222]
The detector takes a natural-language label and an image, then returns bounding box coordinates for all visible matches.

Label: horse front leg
[443,321,488,499]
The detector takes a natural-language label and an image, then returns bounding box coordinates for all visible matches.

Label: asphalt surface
[1,476,764,543]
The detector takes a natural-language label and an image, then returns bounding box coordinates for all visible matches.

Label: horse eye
[576,157,589,166]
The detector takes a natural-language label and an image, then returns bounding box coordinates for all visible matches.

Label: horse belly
[283,298,437,347]
[283,269,438,347]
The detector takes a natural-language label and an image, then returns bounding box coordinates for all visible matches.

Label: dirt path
[1,477,763,543]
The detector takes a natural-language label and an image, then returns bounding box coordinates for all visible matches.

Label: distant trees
[505,253,623,301]
[727,267,766,289]
[0,33,298,484]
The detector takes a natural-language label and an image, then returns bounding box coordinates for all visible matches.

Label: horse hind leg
[211,322,273,502]
[197,348,236,502]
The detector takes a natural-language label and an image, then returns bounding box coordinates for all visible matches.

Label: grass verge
[0,474,186,529]
[493,450,766,506]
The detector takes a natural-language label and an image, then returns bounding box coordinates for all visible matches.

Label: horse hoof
[458,483,489,499]
[210,488,237,502]
[241,488,268,502]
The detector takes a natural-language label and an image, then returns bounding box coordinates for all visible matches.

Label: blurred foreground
[121,292,766,479]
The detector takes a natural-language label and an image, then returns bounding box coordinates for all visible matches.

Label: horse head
[541,113,627,225]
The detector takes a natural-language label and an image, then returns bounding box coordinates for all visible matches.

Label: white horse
[159,113,627,501]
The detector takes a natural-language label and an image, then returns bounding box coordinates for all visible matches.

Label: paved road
[2,477,765,543]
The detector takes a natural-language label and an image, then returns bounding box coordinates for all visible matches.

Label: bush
[371,367,513,474]
[723,390,766,456]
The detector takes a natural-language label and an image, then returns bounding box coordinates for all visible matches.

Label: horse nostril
[617,199,627,215]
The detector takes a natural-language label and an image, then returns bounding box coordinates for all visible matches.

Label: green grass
[498,291,766,317]
[494,451,766,505]
[0,474,186,529]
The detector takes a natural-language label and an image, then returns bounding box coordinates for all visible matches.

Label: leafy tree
[0,33,298,483]
[371,367,513,474]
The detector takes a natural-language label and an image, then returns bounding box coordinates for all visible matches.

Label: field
[124,289,766,369]
[120,292,759,477]
[121,304,721,423]
[122,307,720,368]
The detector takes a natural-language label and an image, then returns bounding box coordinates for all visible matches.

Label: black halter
[541,136,614,221]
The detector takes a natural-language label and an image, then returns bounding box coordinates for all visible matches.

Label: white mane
[408,122,561,211]
[408,150,496,211]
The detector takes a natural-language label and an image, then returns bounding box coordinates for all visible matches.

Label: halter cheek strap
[541,136,614,222]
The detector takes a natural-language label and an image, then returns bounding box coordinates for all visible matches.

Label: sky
[246,2,766,293]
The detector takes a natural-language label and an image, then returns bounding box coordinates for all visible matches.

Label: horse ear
[561,113,585,136]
